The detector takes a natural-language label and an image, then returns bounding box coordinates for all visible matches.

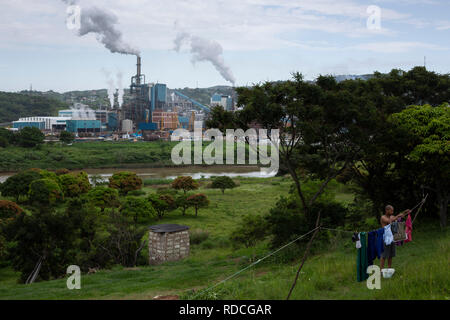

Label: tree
[120,196,156,223]
[88,187,120,212]
[211,176,237,194]
[171,176,199,195]
[109,172,143,196]
[59,131,75,144]
[214,73,372,222]
[175,194,191,216]
[16,127,45,148]
[205,105,237,131]
[5,207,81,283]
[28,179,64,207]
[0,169,42,201]
[148,194,176,220]
[59,172,91,198]
[391,104,449,228]
[187,194,209,217]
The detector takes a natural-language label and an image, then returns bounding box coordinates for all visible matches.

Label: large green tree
[391,104,449,227]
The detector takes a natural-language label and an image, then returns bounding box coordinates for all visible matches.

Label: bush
[28,178,64,207]
[120,196,156,223]
[88,187,120,212]
[127,190,147,197]
[59,131,75,144]
[0,169,42,201]
[59,172,91,198]
[189,229,210,245]
[211,176,237,194]
[109,172,143,196]
[231,214,268,248]
[15,127,45,148]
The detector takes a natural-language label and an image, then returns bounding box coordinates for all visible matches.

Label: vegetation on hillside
[0,92,68,124]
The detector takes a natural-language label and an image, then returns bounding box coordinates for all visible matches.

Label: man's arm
[393,209,411,221]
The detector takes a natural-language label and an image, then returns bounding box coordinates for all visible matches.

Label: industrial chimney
[136,56,142,85]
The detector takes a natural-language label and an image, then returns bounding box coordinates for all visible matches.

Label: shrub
[59,131,75,144]
[59,172,91,198]
[127,190,147,197]
[120,196,156,223]
[15,127,44,148]
[28,179,64,207]
[189,229,210,245]
[0,169,42,201]
[88,187,120,212]
[230,214,268,248]
[109,172,143,196]
[211,176,237,194]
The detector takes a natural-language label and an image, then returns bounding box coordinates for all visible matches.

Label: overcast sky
[0,0,449,92]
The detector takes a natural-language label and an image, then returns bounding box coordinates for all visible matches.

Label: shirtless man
[380,205,411,269]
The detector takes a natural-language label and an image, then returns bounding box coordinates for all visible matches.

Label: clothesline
[323,195,428,235]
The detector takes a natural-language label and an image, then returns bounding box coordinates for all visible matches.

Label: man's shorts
[381,243,396,259]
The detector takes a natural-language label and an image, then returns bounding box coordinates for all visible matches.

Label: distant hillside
[0,92,69,124]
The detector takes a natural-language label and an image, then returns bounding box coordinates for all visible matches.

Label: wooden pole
[286,212,321,300]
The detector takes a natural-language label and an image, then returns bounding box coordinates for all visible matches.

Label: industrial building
[66,119,101,133]
[13,116,71,131]
[211,93,234,111]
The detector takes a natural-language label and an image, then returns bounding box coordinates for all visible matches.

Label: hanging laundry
[395,218,404,246]
[356,233,361,249]
[384,224,394,246]
[375,228,385,258]
[393,221,407,242]
[391,221,399,234]
[405,214,413,243]
[357,232,369,282]
[367,231,377,266]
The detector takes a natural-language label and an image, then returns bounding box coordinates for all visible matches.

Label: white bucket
[381,268,395,278]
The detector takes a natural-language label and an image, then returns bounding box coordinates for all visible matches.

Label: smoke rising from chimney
[62,0,140,56]
[174,32,236,86]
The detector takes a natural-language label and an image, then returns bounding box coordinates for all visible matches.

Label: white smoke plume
[174,32,236,85]
[116,71,124,108]
[101,69,115,108]
[62,0,140,56]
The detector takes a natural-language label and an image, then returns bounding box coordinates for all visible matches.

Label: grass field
[0,177,448,300]
[0,141,177,172]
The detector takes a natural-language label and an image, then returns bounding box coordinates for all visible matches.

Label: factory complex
[12,57,236,141]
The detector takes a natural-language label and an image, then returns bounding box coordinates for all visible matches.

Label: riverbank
[0,141,267,174]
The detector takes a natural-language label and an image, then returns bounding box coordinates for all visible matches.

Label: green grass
[0,141,177,172]
[0,177,448,300]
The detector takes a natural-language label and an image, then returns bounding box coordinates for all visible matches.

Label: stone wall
[149,230,190,265]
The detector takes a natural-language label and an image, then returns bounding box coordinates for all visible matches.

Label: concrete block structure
[148,224,190,265]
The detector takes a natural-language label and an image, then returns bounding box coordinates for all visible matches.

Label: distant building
[151,83,167,110]
[66,119,101,134]
[13,117,71,131]
[210,93,233,111]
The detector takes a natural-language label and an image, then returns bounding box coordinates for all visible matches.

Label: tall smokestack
[136,56,142,85]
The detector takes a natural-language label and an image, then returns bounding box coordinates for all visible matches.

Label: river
[0,165,276,183]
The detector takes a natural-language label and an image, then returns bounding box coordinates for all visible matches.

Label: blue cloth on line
[367,231,377,266]
[376,228,385,258]
[384,224,394,246]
